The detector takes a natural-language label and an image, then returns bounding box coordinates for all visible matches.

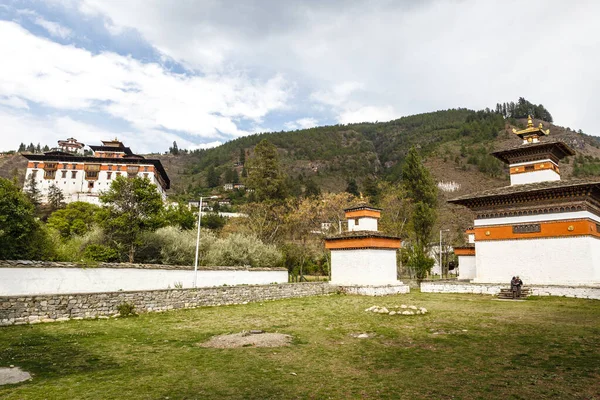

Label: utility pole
[439,229,450,279]
[193,197,203,288]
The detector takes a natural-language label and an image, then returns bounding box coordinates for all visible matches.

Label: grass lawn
[0,292,599,399]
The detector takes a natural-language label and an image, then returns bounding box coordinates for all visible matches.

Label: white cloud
[74,0,600,134]
[0,96,29,109]
[284,117,318,130]
[187,141,223,151]
[33,17,72,39]
[338,106,397,125]
[0,21,291,149]
[0,105,194,154]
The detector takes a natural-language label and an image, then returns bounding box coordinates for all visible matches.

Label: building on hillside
[22,138,170,205]
[324,205,409,295]
[449,116,600,285]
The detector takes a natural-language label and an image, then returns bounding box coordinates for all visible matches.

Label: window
[44,170,56,179]
[88,181,94,189]
[143,166,149,172]
[33,162,39,168]
[71,171,77,179]
[143,173,149,178]
[84,164,101,180]
[107,172,112,179]
[61,170,67,179]
[354,218,359,225]
[31,170,38,178]
[108,165,113,171]
[127,165,139,177]
[525,165,535,172]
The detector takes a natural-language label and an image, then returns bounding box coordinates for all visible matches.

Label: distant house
[223,183,234,191]
[233,183,245,190]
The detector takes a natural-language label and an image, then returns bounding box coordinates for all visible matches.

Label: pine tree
[246,139,287,201]
[47,183,66,211]
[239,148,246,165]
[27,143,35,153]
[18,143,26,153]
[206,165,220,188]
[35,143,41,153]
[42,145,50,152]
[304,178,321,198]
[24,173,42,208]
[169,141,179,155]
[345,178,359,197]
[403,147,438,280]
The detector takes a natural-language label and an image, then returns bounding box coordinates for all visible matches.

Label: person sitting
[515,276,523,298]
[510,276,518,299]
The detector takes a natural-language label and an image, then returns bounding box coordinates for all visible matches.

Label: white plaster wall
[510,169,560,185]
[330,249,398,285]
[468,234,475,244]
[474,212,600,226]
[457,255,476,280]
[420,282,600,300]
[348,217,378,232]
[473,237,600,285]
[0,268,288,296]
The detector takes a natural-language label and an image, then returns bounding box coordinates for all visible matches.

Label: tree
[304,178,321,198]
[18,143,26,153]
[363,176,380,204]
[35,143,41,153]
[162,202,196,230]
[42,145,50,152]
[403,147,438,280]
[345,178,360,197]
[206,165,220,187]
[47,183,66,212]
[246,139,287,201]
[24,172,42,208]
[99,176,164,263]
[239,148,246,165]
[47,201,102,238]
[0,178,52,260]
[169,141,179,155]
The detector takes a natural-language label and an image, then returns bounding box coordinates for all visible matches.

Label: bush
[206,233,282,268]
[117,303,136,317]
[137,226,217,265]
[83,244,120,262]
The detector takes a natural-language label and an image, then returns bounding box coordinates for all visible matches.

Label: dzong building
[23,138,170,205]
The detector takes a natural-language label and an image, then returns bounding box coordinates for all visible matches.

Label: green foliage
[201,212,227,230]
[246,139,288,201]
[83,244,120,262]
[162,203,196,230]
[495,97,553,122]
[345,178,359,196]
[136,226,216,266]
[206,233,283,268]
[47,202,102,238]
[99,176,165,263]
[206,165,220,187]
[572,155,600,177]
[23,172,41,208]
[169,141,179,155]
[0,177,49,260]
[303,178,321,198]
[117,303,136,317]
[405,245,435,281]
[47,183,66,212]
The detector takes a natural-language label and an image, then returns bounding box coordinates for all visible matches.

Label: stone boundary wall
[0,261,288,296]
[420,281,600,300]
[0,282,337,326]
[0,260,282,271]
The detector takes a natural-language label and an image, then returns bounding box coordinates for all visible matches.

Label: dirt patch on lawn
[0,367,31,385]
[198,331,292,348]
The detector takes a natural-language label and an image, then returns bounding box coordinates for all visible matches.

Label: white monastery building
[325,205,409,295]
[450,117,600,286]
[23,138,170,205]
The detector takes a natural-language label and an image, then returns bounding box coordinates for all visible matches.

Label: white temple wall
[474,212,600,226]
[0,267,288,296]
[510,169,560,185]
[330,249,398,285]
[347,217,378,232]
[457,255,476,280]
[473,237,599,285]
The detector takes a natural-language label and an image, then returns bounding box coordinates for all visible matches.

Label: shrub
[83,244,120,262]
[117,303,136,317]
[206,233,282,268]
[137,226,217,265]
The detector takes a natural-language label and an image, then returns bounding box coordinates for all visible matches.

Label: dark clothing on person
[511,277,523,298]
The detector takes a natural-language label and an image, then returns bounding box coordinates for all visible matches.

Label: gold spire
[512,115,550,143]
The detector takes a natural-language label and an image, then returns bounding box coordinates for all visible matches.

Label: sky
[0,0,599,153]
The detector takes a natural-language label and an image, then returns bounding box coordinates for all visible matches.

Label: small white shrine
[325,205,409,295]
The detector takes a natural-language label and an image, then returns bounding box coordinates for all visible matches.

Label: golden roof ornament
[512,115,550,144]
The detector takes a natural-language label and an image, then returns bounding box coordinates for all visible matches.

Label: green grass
[0,293,599,399]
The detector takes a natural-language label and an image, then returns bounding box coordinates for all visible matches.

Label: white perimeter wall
[0,268,289,296]
[348,217,378,232]
[473,237,600,285]
[457,255,476,280]
[330,249,399,285]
